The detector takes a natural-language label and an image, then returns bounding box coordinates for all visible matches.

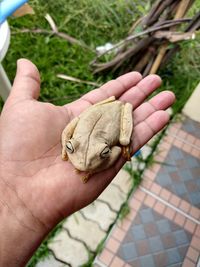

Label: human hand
[0,59,175,266]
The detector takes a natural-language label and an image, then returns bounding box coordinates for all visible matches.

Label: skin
[61,96,133,179]
[0,59,175,267]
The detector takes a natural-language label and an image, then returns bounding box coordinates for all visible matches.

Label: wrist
[0,175,47,267]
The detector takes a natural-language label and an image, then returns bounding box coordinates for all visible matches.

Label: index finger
[67,71,142,115]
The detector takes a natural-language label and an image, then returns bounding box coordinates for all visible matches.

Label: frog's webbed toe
[122,145,132,161]
[81,172,93,183]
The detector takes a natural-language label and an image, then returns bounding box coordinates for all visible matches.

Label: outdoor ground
[1,0,200,266]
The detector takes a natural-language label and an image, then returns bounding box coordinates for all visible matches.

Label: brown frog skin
[61,96,133,183]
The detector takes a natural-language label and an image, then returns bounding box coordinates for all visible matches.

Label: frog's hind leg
[93,96,116,106]
[120,103,133,161]
[61,117,79,160]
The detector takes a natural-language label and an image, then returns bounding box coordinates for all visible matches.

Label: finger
[134,91,175,125]
[119,74,162,109]
[9,58,41,101]
[67,71,142,116]
[132,110,170,152]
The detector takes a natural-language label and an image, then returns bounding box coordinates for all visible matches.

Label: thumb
[9,58,41,101]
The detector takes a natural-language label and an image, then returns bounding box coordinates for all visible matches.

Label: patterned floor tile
[116,205,192,267]
[155,146,200,208]
[182,117,200,140]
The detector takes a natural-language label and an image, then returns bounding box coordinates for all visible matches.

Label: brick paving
[36,115,200,267]
[96,116,200,267]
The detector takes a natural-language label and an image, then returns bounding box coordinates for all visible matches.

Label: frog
[61,96,133,183]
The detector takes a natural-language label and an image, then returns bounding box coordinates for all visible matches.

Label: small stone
[98,183,126,211]
[81,201,116,231]
[48,230,88,267]
[140,145,152,160]
[112,169,132,194]
[63,212,106,251]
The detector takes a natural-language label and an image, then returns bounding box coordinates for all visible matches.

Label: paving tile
[126,208,137,221]
[153,251,168,267]
[170,195,181,207]
[190,206,200,220]
[81,200,116,231]
[63,212,105,251]
[184,219,196,234]
[154,201,165,214]
[99,248,114,266]
[179,200,191,213]
[174,229,190,246]
[170,221,182,232]
[35,255,66,267]
[118,218,132,231]
[115,204,193,267]
[129,197,141,211]
[112,169,132,194]
[149,236,164,252]
[131,224,146,241]
[157,219,171,234]
[155,145,200,208]
[182,258,196,267]
[151,183,162,194]
[164,206,176,220]
[128,259,141,267]
[161,233,176,249]
[144,194,156,208]
[135,239,150,256]
[186,246,199,263]
[191,236,200,250]
[118,242,137,261]
[110,256,124,267]
[143,222,159,237]
[140,207,154,223]
[160,188,171,201]
[195,225,200,238]
[167,247,181,265]
[174,213,186,227]
[112,226,126,242]
[133,213,142,225]
[106,237,120,253]
[133,189,146,202]
[98,183,126,212]
[48,230,88,267]
[140,254,155,267]
[181,117,200,139]
[178,244,190,261]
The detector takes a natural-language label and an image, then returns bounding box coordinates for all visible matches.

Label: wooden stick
[91,18,190,65]
[174,0,191,19]
[12,28,93,52]
[149,0,192,74]
[93,37,154,73]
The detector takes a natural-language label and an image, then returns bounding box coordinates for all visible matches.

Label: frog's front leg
[119,103,133,161]
[61,117,79,160]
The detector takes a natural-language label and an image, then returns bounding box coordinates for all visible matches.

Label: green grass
[2,0,138,106]
[1,0,200,266]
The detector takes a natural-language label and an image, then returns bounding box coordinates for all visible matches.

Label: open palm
[0,59,175,232]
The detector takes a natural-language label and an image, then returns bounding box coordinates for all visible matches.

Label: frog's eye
[66,141,74,153]
[100,146,111,158]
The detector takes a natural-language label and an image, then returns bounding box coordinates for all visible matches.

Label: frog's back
[73,101,122,144]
